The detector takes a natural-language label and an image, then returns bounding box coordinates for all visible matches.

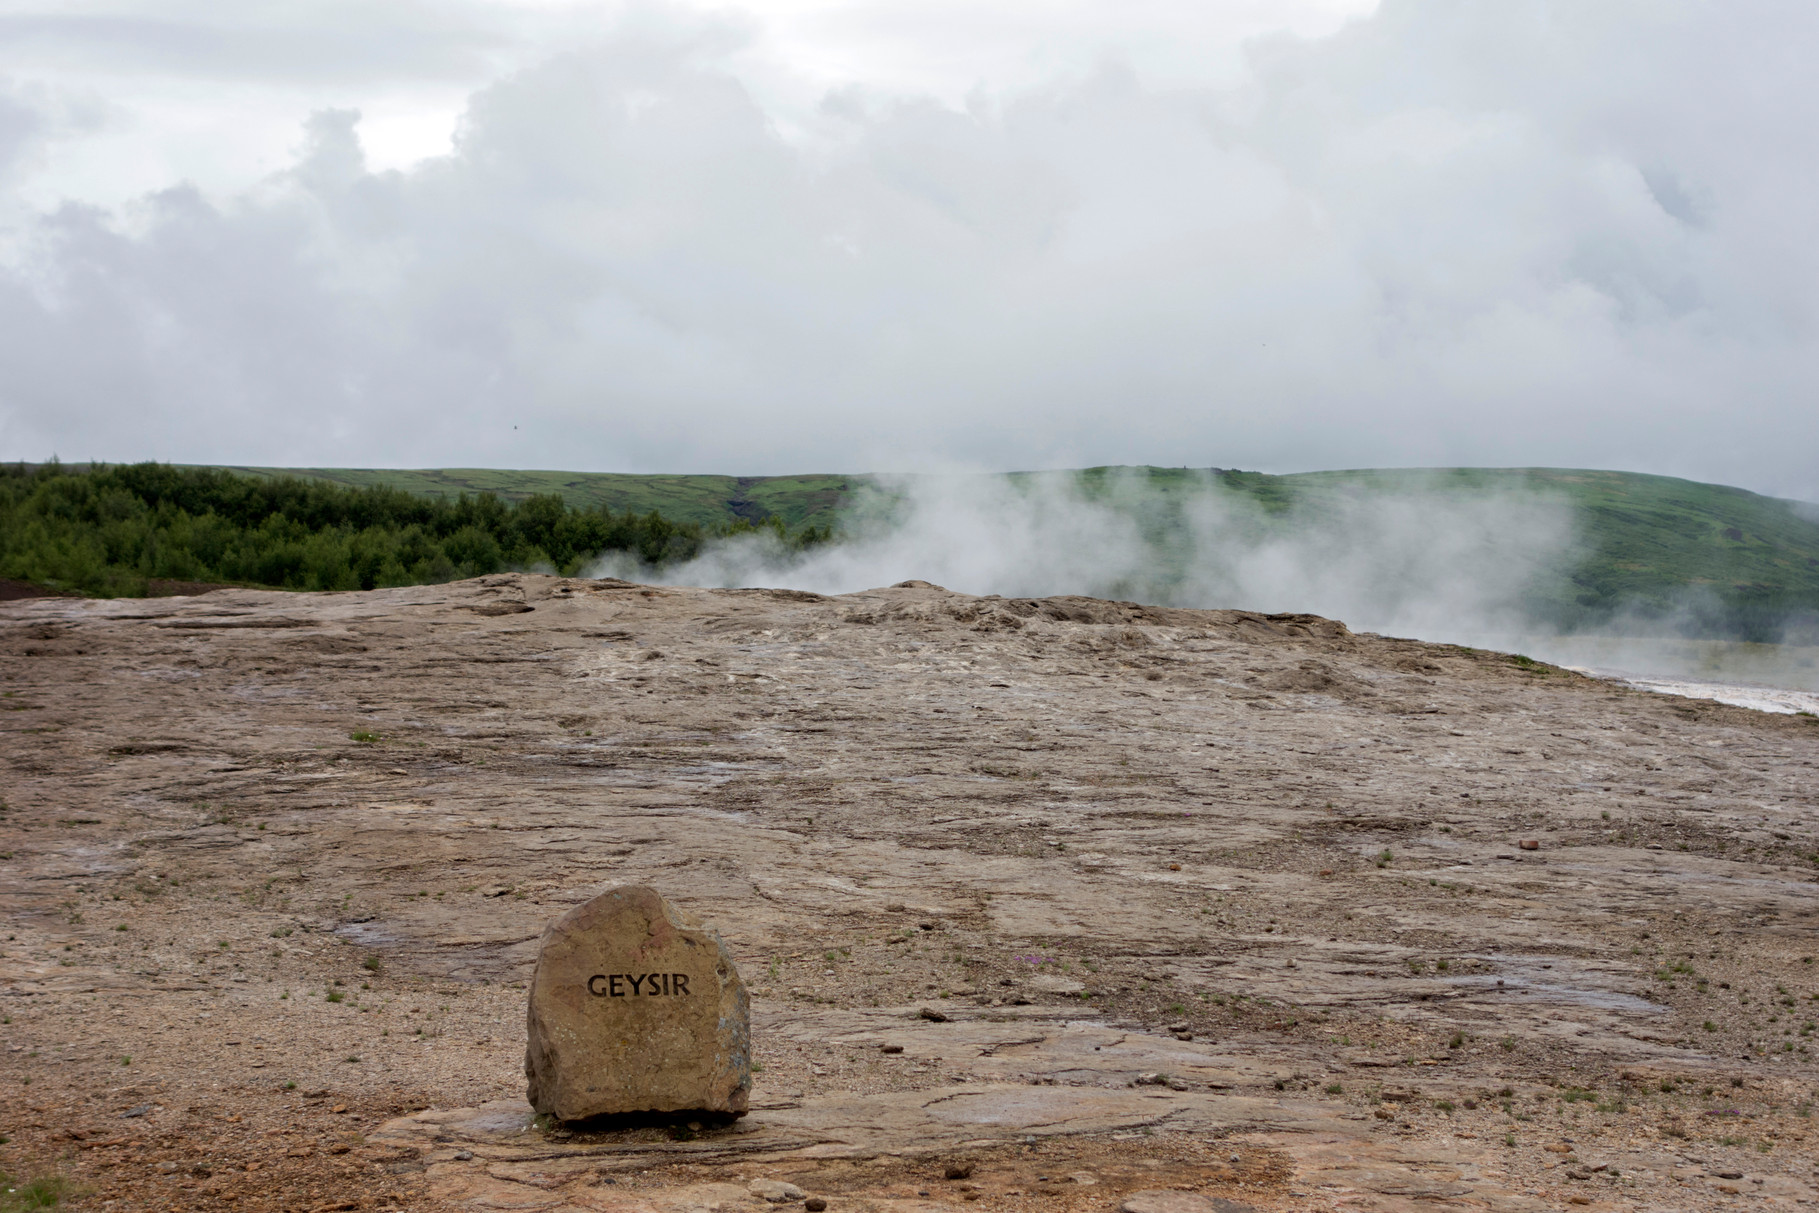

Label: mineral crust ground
[1,573,1816,1212]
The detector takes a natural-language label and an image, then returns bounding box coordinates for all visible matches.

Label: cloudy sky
[1,0,1815,499]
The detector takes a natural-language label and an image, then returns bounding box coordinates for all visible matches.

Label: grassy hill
[1060,466,1819,635]
[224,463,1819,633]
[218,467,864,532]
[15,462,1819,639]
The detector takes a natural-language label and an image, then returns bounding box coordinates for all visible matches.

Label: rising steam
[590,469,1578,649]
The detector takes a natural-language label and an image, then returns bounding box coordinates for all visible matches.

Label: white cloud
[1,0,1816,500]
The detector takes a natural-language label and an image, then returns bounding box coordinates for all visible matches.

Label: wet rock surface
[525,884,750,1119]
[0,573,1816,1211]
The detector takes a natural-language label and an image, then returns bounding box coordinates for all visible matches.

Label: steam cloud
[594,471,1577,647]
[601,475,1819,698]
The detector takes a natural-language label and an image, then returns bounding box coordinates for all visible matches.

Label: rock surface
[526,885,750,1120]
[1,572,1816,1211]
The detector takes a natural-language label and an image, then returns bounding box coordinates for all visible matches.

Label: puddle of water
[1456,958,1666,1015]
[1575,672,1819,716]
[1522,636,1819,694]
[335,920,401,947]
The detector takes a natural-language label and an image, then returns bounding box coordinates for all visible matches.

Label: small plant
[1435,1099,1455,1113]
[1449,1032,1465,1049]
[362,956,381,972]
[284,1080,296,1090]
[1325,1082,1343,1094]
[350,730,381,744]
[0,1168,66,1210]
[326,990,344,1003]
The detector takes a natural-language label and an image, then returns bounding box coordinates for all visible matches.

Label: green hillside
[0,463,827,598]
[224,463,1819,635]
[1055,466,1819,634]
[217,467,866,532]
[14,462,1819,640]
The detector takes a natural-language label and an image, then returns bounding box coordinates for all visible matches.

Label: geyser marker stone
[525,885,750,1120]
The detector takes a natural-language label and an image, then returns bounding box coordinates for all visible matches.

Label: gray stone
[1121,1193,1256,1213]
[748,1178,805,1202]
[524,885,750,1120]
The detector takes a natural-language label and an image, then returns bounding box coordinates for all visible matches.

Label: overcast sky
[1,0,1815,500]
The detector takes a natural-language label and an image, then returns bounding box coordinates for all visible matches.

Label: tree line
[0,462,829,596]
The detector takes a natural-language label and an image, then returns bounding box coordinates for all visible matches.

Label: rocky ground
[1,573,1816,1213]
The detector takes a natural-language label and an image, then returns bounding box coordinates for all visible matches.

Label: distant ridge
[209,463,1819,637]
[215,466,860,531]
[9,461,1816,639]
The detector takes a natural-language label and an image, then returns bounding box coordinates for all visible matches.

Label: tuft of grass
[362,956,381,972]
[0,1169,67,1211]
[350,730,381,744]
